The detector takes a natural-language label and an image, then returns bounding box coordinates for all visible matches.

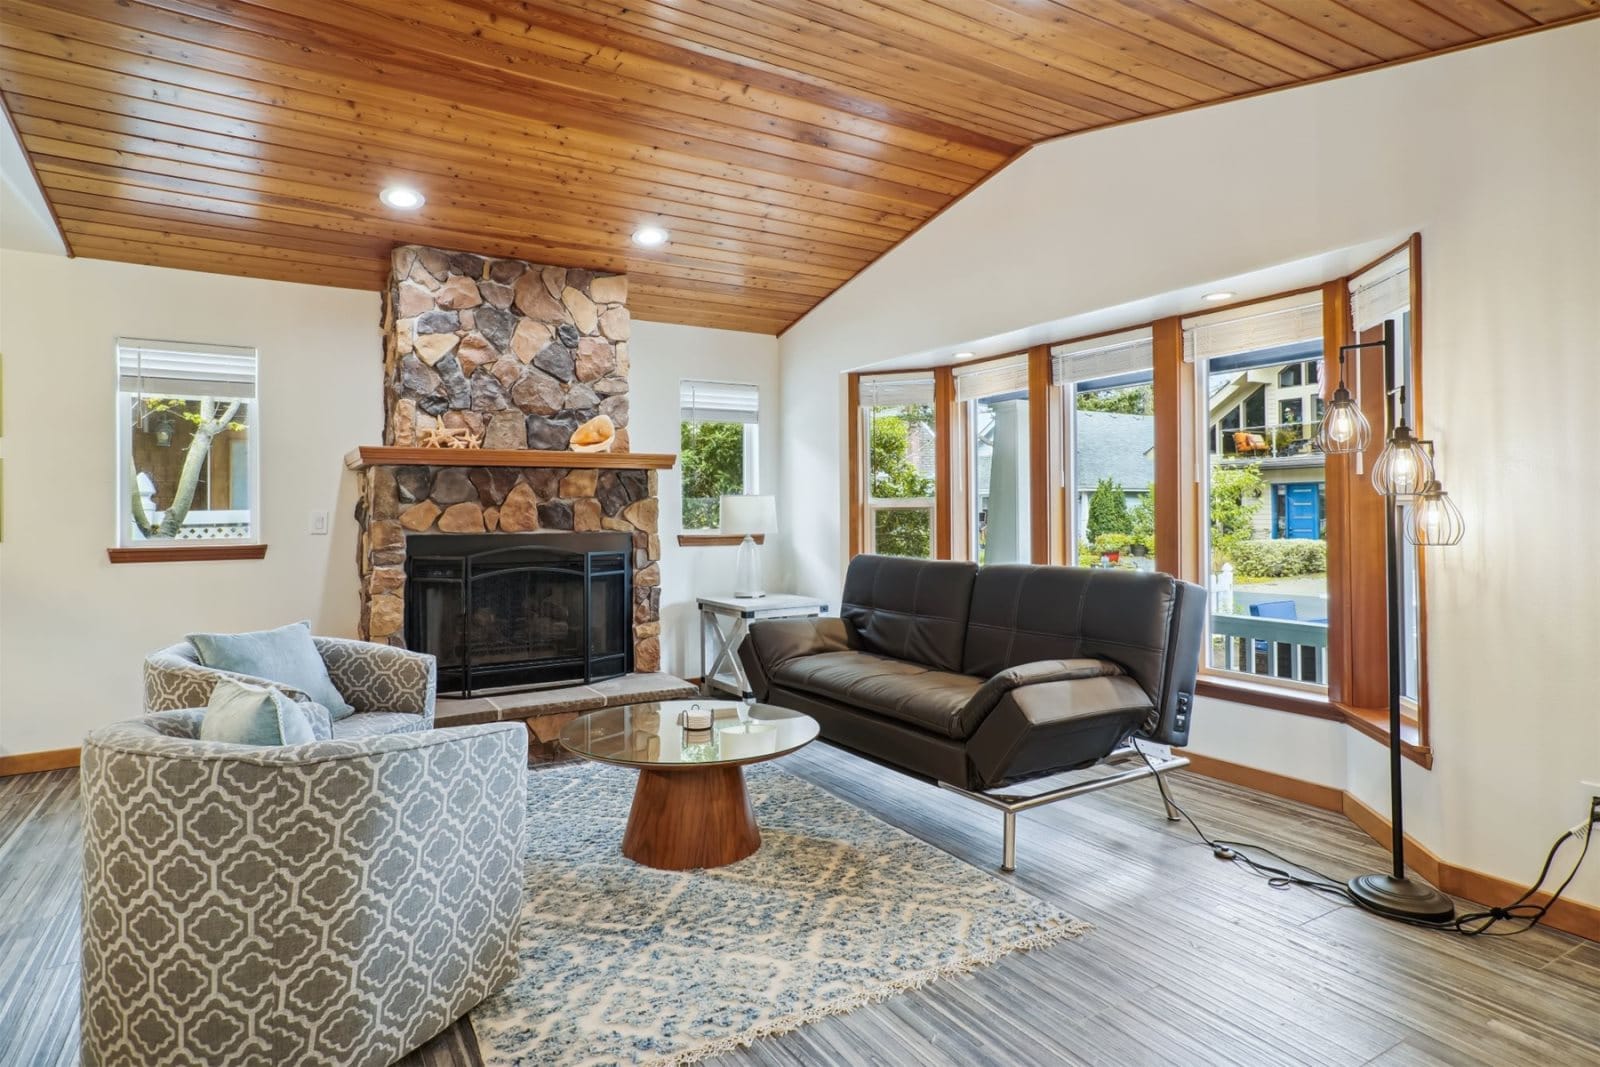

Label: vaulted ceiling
[1,1,1593,334]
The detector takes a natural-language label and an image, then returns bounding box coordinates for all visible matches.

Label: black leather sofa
[739,555,1207,869]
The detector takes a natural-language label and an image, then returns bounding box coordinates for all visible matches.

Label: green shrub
[1224,538,1327,578]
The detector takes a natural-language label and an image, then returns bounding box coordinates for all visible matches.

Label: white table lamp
[720,494,776,598]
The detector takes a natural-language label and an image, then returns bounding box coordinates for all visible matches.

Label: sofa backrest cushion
[841,555,978,673]
[962,565,1178,703]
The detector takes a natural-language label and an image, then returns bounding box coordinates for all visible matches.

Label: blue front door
[1285,484,1319,539]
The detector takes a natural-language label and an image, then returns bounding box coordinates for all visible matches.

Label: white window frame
[678,379,760,532]
[115,338,260,548]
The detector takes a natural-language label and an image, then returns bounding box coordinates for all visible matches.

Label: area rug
[470,760,1090,1066]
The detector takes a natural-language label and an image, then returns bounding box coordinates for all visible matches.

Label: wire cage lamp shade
[1371,421,1433,498]
[1315,350,1371,455]
[1405,480,1466,546]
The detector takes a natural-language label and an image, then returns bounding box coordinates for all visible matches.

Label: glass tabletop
[559,700,819,769]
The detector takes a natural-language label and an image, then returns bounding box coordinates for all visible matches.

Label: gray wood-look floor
[4,745,1596,1067]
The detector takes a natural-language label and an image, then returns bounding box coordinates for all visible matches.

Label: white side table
[698,593,829,699]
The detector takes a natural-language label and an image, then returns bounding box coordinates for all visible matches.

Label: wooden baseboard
[1182,752,1345,813]
[0,747,80,777]
[1181,750,1600,942]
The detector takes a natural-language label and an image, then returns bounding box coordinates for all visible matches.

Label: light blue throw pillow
[200,678,318,746]
[188,621,356,720]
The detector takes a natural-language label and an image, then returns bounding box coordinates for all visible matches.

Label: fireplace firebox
[404,532,633,697]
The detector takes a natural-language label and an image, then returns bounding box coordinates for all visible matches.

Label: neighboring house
[1073,411,1155,543]
[1207,355,1326,540]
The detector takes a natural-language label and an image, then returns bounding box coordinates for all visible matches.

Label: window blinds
[680,379,759,424]
[954,355,1029,402]
[1349,250,1411,333]
[859,372,935,408]
[1181,293,1323,363]
[1051,328,1154,384]
[117,339,258,399]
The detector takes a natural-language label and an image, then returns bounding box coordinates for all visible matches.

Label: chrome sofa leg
[1155,769,1182,822]
[938,747,1192,875]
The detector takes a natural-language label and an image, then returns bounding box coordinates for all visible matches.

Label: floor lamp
[1316,318,1465,923]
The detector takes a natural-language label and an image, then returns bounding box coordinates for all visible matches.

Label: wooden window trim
[1026,345,1056,564]
[677,533,765,547]
[933,367,954,558]
[108,544,268,563]
[846,373,863,558]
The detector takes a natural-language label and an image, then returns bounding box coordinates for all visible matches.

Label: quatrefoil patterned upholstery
[144,636,437,730]
[80,711,528,1067]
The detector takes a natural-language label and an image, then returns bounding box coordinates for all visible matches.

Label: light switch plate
[309,510,329,535]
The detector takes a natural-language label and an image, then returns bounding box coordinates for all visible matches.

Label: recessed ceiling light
[1202,291,1236,303]
[955,351,976,359]
[379,186,424,210]
[631,225,670,248]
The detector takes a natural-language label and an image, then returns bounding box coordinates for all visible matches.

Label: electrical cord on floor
[1131,739,1593,937]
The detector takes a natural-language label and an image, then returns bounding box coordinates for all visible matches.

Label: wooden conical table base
[621,765,761,870]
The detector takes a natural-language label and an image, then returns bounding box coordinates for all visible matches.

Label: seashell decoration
[569,414,615,453]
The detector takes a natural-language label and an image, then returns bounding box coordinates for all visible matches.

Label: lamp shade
[720,494,777,536]
[1371,423,1433,498]
[1405,481,1465,546]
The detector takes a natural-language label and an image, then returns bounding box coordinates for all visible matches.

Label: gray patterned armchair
[144,635,436,737]
[80,711,528,1067]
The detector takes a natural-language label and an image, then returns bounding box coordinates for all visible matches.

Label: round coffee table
[559,700,819,870]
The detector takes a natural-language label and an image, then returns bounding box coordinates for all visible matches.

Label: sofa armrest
[738,617,850,702]
[144,645,314,711]
[314,636,437,723]
[962,658,1128,729]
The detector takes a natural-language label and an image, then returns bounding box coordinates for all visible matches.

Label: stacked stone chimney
[352,246,661,672]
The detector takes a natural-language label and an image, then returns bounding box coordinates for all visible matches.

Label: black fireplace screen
[404,532,633,697]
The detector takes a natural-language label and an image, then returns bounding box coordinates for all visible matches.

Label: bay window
[843,234,1429,757]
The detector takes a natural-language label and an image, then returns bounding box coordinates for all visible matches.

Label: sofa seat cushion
[771,651,983,739]
[331,711,427,739]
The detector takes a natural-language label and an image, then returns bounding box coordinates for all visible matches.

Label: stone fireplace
[350,245,667,677]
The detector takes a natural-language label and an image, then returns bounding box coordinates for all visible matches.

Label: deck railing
[1210,612,1328,685]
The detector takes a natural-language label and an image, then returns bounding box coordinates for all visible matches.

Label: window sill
[108,544,269,564]
[677,533,765,547]
[1195,674,1432,769]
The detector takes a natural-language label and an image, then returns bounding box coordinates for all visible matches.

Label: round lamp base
[1347,873,1455,923]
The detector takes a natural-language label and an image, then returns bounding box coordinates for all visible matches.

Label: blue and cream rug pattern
[470,761,1090,1065]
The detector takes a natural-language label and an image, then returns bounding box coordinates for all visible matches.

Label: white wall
[0,252,378,755]
[0,253,780,753]
[628,320,782,677]
[777,24,1600,904]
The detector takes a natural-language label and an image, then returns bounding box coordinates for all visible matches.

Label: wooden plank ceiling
[1,1,1594,335]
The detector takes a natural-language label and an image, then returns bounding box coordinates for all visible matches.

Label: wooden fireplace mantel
[345,446,676,471]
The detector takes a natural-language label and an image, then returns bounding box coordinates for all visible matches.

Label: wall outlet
[1585,780,1600,825]
[308,510,329,535]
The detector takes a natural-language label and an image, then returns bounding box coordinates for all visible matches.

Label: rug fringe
[654,916,1093,1066]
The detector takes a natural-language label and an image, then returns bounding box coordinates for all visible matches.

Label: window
[860,373,937,557]
[1185,294,1328,689]
[956,357,1030,564]
[1053,329,1156,570]
[679,380,759,530]
[117,339,258,546]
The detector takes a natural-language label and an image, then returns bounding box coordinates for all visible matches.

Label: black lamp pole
[1342,320,1455,923]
